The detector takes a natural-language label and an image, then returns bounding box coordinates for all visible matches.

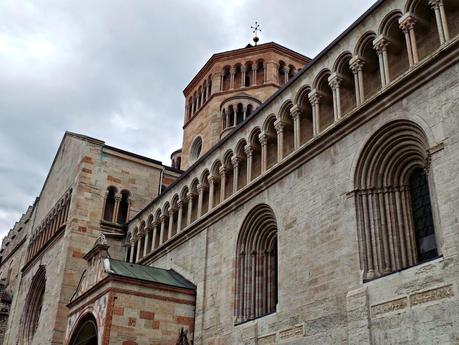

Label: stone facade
[2,0,459,344]
[0,133,179,345]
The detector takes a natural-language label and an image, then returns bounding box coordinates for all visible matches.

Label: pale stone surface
[1,1,459,344]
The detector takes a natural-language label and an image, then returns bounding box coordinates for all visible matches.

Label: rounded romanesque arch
[68,313,98,345]
[234,204,278,324]
[354,120,438,281]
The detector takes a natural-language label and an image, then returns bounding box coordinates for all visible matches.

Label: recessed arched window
[190,137,202,163]
[20,266,46,344]
[103,187,130,225]
[103,186,117,222]
[69,314,98,345]
[234,204,278,324]
[354,120,438,281]
[117,190,130,224]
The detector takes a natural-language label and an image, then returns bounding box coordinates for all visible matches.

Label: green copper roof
[107,259,195,290]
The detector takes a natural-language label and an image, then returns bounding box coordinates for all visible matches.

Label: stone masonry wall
[3,133,170,345]
[147,58,459,344]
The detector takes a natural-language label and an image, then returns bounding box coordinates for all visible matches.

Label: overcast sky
[0,0,376,239]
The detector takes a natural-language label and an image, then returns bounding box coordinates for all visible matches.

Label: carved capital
[399,13,416,32]
[229,67,236,75]
[282,65,290,73]
[219,166,229,176]
[207,175,219,184]
[258,132,269,146]
[274,119,286,133]
[197,183,208,193]
[349,56,365,74]
[244,145,255,157]
[373,35,390,54]
[189,190,198,199]
[290,104,304,120]
[328,72,343,90]
[308,89,321,105]
[241,65,247,73]
[428,0,443,9]
[231,156,241,168]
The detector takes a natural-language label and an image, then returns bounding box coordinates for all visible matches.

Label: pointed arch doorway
[69,315,98,345]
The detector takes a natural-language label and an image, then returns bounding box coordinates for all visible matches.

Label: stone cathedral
[1,0,459,344]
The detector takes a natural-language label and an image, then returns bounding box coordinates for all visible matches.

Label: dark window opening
[410,168,437,262]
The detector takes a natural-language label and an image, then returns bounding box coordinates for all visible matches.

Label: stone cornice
[183,42,311,95]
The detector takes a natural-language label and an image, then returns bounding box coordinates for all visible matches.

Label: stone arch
[256,59,265,85]
[333,51,356,115]
[407,0,441,60]
[222,65,231,91]
[249,127,262,179]
[145,214,154,253]
[147,213,154,228]
[354,119,438,281]
[200,169,210,215]
[278,60,287,85]
[197,86,202,108]
[314,69,334,131]
[210,160,222,207]
[278,100,294,157]
[68,313,98,345]
[288,64,296,80]
[244,61,253,87]
[263,115,278,170]
[295,85,314,145]
[189,178,199,223]
[169,194,179,237]
[234,63,242,89]
[103,186,118,222]
[236,103,244,126]
[235,138,248,190]
[193,91,197,115]
[380,10,410,81]
[222,150,234,199]
[153,208,162,249]
[138,220,146,259]
[355,31,381,100]
[117,189,130,224]
[20,266,46,345]
[179,186,189,230]
[234,204,278,324]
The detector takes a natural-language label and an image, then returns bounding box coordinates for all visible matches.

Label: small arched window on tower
[103,187,131,225]
[190,136,203,164]
[103,186,117,222]
[117,190,131,224]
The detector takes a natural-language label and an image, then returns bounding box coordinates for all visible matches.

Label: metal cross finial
[251,21,261,35]
[251,22,261,45]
